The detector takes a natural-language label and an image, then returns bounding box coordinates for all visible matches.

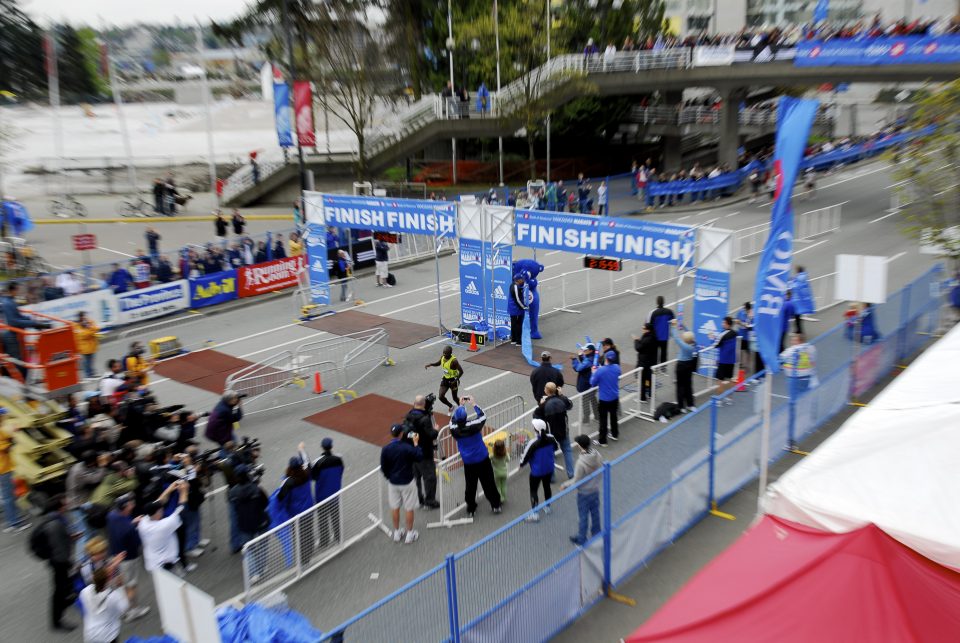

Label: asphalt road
[0,158,940,642]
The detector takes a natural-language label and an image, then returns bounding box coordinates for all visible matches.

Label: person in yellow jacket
[123,341,152,386]
[289,231,304,257]
[0,408,29,531]
[74,311,100,379]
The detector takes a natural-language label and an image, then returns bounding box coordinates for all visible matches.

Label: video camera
[423,392,437,414]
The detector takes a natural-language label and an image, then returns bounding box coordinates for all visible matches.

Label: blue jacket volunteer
[707,317,739,404]
[508,274,528,346]
[648,296,675,363]
[571,343,599,424]
[590,351,621,445]
[450,401,503,516]
[520,419,559,520]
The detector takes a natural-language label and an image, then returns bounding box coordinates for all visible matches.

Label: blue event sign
[514,209,693,266]
[460,238,485,328]
[304,223,331,305]
[273,82,293,147]
[484,242,512,334]
[795,35,960,67]
[321,194,456,238]
[189,270,238,309]
[692,268,731,376]
[459,238,512,333]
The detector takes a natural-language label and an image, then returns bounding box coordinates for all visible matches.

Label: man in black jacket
[530,351,564,404]
[540,382,574,479]
[34,495,77,631]
[404,395,439,509]
[228,465,269,578]
[632,322,659,401]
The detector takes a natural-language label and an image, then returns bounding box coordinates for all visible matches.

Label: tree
[0,0,46,99]
[889,80,960,264]
[56,25,100,102]
[77,28,108,96]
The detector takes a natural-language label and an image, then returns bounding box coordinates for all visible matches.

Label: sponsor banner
[238,255,306,298]
[305,223,330,305]
[189,270,238,309]
[693,268,731,376]
[733,45,795,63]
[514,209,693,266]
[25,289,119,329]
[460,238,485,329]
[116,280,189,325]
[293,81,316,147]
[273,82,293,147]
[795,35,960,67]
[851,342,889,398]
[693,45,735,67]
[320,194,457,238]
[484,243,512,333]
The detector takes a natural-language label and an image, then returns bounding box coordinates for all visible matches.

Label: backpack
[29,518,52,560]
[654,402,683,423]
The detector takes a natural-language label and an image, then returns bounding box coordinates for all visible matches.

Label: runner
[424,346,463,413]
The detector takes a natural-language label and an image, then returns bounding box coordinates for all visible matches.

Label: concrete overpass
[223,51,960,207]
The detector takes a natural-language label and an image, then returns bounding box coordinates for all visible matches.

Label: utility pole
[281,0,308,192]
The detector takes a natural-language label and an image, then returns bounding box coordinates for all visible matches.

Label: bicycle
[50,195,87,218]
[116,194,153,218]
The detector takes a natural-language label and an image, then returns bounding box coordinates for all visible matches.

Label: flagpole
[494,0,503,186]
[757,370,772,515]
[195,22,219,206]
[46,32,65,198]
[102,39,138,197]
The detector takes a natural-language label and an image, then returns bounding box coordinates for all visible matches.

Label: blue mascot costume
[512,259,545,339]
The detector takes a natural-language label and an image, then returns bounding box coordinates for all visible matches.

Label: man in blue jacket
[311,437,344,547]
[590,351,622,446]
[520,418,559,521]
[708,316,739,405]
[571,342,598,425]
[508,274,528,346]
[450,398,502,517]
[107,263,133,294]
[380,425,422,544]
[647,296,675,364]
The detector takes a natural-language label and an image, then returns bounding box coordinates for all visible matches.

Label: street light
[447,0,457,183]
[280,0,308,192]
[494,0,504,186]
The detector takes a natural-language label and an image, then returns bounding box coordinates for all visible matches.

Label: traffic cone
[313,372,325,394]
[468,332,479,352]
[735,369,746,392]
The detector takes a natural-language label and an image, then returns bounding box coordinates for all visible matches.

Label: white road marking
[461,371,511,394]
[418,336,451,349]
[886,252,907,263]
[238,332,327,359]
[545,250,562,256]
[869,211,898,224]
[724,211,741,218]
[677,216,690,221]
[383,292,458,316]
[794,239,829,254]
[544,262,562,269]
[99,246,136,258]
[356,278,460,307]
[885,178,911,189]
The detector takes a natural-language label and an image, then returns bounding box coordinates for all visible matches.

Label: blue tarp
[126,604,323,643]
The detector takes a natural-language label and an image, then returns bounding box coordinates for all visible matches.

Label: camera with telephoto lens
[423,392,436,414]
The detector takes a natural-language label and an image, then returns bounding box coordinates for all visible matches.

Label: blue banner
[693,268,731,376]
[514,209,693,266]
[304,223,330,305]
[1,200,34,234]
[754,97,820,375]
[812,0,828,23]
[459,238,485,328]
[795,35,960,67]
[273,82,293,147]
[321,194,456,238]
[189,270,238,309]
[484,243,512,335]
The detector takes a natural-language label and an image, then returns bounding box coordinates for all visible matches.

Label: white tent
[765,323,960,570]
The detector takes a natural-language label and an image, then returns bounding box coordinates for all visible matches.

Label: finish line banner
[321,194,456,238]
[795,35,960,66]
[514,209,693,266]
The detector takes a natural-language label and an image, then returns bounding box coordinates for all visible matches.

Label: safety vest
[440,354,459,380]
[784,346,815,378]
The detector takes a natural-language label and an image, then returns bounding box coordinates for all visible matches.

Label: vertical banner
[459,238,485,328]
[273,82,293,148]
[753,97,820,374]
[305,222,330,305]
[813,0,829,23]
[484,243,512,335]
[293,81,316,147]
[693,268,731,376]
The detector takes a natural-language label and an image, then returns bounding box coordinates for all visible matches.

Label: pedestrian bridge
[223,49,960,207]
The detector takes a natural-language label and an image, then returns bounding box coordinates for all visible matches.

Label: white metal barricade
[735,202,842,262]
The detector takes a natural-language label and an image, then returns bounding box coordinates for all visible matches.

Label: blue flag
[273,82,293,148]
[753,97,820,374]
[813,0,829,23]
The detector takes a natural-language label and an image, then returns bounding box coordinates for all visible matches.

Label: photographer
[404,395,439,509]
[205,390,244,447]
[450,397,502,518]
[228,464,269,580]
[174,452,209,559]
[137,480,192,575]
[380,424,422,544]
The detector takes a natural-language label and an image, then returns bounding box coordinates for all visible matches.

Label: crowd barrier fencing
[308,263,944,643]
[734,202,842,262]
[224,328,392,413]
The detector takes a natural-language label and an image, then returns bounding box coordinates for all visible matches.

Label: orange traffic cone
[735,369,746,392]
[467,332,479,352]
[313,372,325,394]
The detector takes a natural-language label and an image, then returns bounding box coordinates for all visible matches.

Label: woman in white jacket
[79,567,129,643]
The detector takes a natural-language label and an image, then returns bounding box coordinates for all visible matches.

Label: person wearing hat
[311,437,345,547]
[508,273,529,346]
[599,337,620,365]
[571,343,599,425]
[106,493,151,622]
[450,397,503,517]
[590,350,622,445]
[271,446,315,562]
[404,396,440,509]
[228,464,269,578]
[563,435,604,546]
[380,424,422,544]
[137,480,191,574]
[540,382,574,479]
[631,322,658,402]
[205,390,244,447]
[519,419,559,522]
[530,351,564,405]
[0,407,29,533]
[671,320,699,412]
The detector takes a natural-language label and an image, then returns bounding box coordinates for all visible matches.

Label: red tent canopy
[628,516,960,643]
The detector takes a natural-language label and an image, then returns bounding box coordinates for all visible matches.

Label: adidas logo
[465,281,480,295]
[493,285,506,299]
[699,319,718,338]
[312,260,325,271]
